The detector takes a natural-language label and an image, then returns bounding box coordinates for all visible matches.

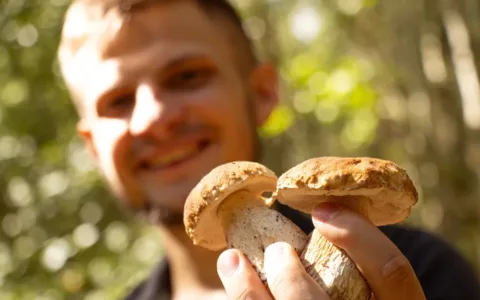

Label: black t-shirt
[123,205,480,300]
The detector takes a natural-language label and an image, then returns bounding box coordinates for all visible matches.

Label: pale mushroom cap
[275,157,418,226]
[183,161,278,250]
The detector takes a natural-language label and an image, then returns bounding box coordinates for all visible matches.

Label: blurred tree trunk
[349,0,480,265]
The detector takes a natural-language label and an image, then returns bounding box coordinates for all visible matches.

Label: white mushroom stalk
[219,190,307,281]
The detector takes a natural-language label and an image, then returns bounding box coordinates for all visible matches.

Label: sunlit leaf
[315,99,341,123]
[259,105,295,137]
[347,83,377,110]
[324,68,356,97]
[340,108,378,149]
[307,71,328,95]
[287,53,320,85]
[362,0,379,7]
[293,90,316,114]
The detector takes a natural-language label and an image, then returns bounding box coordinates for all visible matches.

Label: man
[56,0,480,299]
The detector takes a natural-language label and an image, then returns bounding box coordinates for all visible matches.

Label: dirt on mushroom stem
[273,191,374,299]
[300,229,372,300]
[218,190,308,282]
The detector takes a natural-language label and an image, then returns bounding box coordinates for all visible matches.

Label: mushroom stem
[218,191,308,282]
[300,229,371,300]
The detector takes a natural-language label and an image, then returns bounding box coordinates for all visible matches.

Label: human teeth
[149,146,198,168]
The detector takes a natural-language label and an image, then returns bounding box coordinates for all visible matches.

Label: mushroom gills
[300,229,372,300]
[218,190,308,282]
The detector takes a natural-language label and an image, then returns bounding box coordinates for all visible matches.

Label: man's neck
[158,224,226,300]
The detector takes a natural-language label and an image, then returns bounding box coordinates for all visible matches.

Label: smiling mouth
[139,139,212,171]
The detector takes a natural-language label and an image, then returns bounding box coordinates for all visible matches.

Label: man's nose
[129,84,184,139]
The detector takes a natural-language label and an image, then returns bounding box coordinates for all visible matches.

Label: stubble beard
[137,200,185,226]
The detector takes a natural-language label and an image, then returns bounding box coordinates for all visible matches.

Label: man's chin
[133,201,185,226]
[146,209,184,226]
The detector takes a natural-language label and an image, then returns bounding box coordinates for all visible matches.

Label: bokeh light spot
[88,258,113,287]
[132,236,162,264]
[80,202,104,224]
[104,222,130,253]
[2,214,23,237]
[293,90,316,114]
[290,6,322,43]
[17,24,39,47]
[38,171,70,199]
[315,100,341,124]
[73,223,99,249]
[42,239,72,272]
[2,78,29,107]
[7,177,33,208]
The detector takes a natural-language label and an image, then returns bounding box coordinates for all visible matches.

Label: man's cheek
[92,124,130,175]
[96,121,129,153]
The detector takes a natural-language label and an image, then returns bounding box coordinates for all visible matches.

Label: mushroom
[275,156,419,300]
[183,157,418,299]
[183,161,308,282]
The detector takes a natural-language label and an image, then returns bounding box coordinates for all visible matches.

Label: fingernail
[218,250,240,277]
[265,242,288,260]
[312,203,340,222]
[264,242,290,273]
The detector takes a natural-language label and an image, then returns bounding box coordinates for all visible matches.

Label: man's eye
[167,69,212,89]
[109,94,134,108]
[101,93,134,116]
[180,71,199,81]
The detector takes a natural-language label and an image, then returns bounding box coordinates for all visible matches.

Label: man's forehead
[102,2,225,57]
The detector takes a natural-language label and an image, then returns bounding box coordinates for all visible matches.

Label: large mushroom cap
[184,161,278,250]
[276,157,418,226]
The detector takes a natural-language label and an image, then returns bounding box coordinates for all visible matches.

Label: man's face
[61,1,278,222]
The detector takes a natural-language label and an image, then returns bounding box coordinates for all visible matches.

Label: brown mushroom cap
[183,161,278,250]
[275,157,418,226]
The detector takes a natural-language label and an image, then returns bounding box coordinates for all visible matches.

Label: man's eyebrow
[160,53,213,70]
[116,51,213,77]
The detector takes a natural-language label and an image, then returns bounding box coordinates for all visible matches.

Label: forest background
[1,0,479,299]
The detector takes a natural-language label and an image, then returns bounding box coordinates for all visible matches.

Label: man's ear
[77,119,98,160]
[249,62,279,127]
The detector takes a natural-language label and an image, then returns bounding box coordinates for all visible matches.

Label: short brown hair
[57,0,258,116]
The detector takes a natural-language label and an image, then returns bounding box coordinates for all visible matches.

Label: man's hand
[217,242,329,300]
[216,203,426,300]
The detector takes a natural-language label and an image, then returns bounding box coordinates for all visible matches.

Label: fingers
[312,203,426,300]
[264,242,330,300]
[217,244,330,300]
[217,249,273,300]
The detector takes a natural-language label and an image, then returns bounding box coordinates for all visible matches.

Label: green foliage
[1,0,479,299]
